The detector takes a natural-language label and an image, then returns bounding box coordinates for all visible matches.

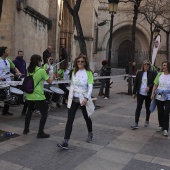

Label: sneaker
[104,97,108,99]
[157,127,163,132]
[86,132,93,143]
[131,123,138,130]
[37,132,50,138]
[23,129,30,135]
[57,142,68,150]
[144,121,149,127]
[163,130,168,137]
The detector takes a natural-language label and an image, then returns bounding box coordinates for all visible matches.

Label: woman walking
[23,54,54,138]
[131,60,157,129]
[57,54,95,150]
[151,61,170,136]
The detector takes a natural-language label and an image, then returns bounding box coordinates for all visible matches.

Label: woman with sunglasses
[131,60,157,130]
[43,56,54,77]
[151,61,170,136]
[23,54,54,138]
[57,54,95,150]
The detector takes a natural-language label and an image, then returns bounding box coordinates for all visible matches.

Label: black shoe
[86,132,93,143]
[56,103,61,108]
[23,129,30,135]
[37,132,50,138]
[57,142,68,150]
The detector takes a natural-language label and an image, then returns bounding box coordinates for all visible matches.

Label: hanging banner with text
[152,35,161,65]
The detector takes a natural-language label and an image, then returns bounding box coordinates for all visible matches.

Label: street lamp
[153,27,160,39]
[105,0,119,99]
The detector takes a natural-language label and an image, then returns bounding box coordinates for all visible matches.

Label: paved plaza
[0,77,170,170]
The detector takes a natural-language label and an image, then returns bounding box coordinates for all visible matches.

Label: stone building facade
[0,0,169,71]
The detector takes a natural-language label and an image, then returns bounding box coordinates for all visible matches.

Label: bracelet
[84,97,88,101]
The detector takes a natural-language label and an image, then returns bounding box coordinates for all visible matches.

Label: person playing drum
[0,46,21,116]
[57,54,95,150]
[56,61,70,106]
[23,54,54,138]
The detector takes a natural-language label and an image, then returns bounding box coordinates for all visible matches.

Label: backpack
[21,68,41,94]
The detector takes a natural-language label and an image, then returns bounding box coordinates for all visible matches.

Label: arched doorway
[118,40,132,68]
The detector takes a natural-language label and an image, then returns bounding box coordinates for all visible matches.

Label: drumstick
[52,59,65,68]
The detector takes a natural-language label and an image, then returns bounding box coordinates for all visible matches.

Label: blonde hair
[141,60,151,71]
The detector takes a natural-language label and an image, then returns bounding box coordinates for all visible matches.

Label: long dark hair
[162,60,170,73]
[0,46,7,57]
[27,54,42,73]
[73,54,91,75]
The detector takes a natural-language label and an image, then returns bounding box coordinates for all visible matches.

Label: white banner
[152,35,161,65]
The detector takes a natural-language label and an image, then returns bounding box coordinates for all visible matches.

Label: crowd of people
[0,45,170,151]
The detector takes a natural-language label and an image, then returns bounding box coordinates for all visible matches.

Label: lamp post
[153,27,160,39]
[105,0,119,99]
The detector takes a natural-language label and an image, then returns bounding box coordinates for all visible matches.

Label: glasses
[77,60,85,63]
[49,59,53,61]
[4,60,7,66]
[144,63,150,66]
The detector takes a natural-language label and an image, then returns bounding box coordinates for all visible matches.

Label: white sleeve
[86,84,93,99]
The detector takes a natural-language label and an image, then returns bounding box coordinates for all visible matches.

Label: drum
[6,87,24,106]
[50,86,64,95]
[44,88,53,112]
[0,85,11,101]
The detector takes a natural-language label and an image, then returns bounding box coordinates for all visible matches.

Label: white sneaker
[104,97,108,99]
[163,130,168,136]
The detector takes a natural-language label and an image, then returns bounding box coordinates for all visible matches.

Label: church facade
[0,0,169,70]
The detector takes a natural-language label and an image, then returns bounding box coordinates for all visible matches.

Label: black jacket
[133,70,157,95]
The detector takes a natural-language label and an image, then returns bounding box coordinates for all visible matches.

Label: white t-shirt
[72,69,88,98]
[46,64,53,76]
[156,73,170,101]
[139,72,148,96]
[0,58,11,81]
[63,69,70,80]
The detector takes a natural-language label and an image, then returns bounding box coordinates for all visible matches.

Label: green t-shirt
[154,72,162,85]
[26,66,49,100]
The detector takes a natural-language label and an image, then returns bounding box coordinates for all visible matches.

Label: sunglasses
[49,59,53,60]
[77,60,85,63]
[144,63,150,66]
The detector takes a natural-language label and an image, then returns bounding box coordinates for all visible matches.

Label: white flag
[152,35,161,65]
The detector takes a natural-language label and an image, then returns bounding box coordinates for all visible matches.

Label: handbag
[150,99,156,113]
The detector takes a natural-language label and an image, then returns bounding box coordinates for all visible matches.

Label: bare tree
[63,0,87,55]
[140,0,170,61]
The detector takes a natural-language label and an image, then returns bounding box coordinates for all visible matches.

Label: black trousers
[135,94,151,124]
[155,100,170,131]
[24,100,48,133]
[64,101,92,140]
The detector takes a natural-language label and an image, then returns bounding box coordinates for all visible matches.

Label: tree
[63,0,87,55]
[140,0,170,61]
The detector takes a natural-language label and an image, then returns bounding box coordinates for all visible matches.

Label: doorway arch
[118,40,132,68]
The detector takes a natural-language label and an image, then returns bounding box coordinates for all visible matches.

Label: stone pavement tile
[134,153,154,162]
[0,139,96,170]
[118,130,152,143]
[74,156,124,170]
[152,157,170,167]
[0,160,23,170]
[108,138,145,153]
[95,147,134,165]
[93,113,133,128]
[122,159,170,170]
[54,123,123,146]
[139,137,170,160]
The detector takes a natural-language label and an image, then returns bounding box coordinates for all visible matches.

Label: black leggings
[135,94,151,124]
[64,101,92,140]
[24,100,48,133]
[155,100,170,131]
